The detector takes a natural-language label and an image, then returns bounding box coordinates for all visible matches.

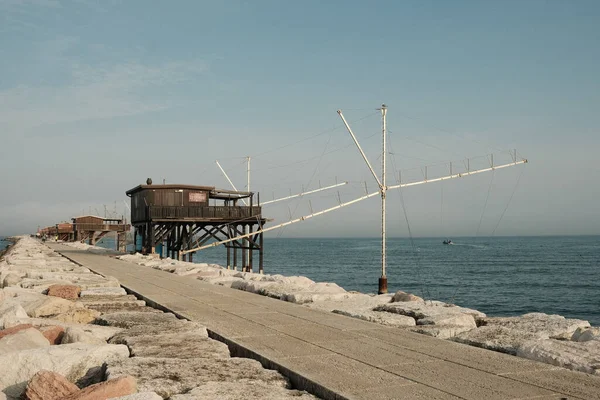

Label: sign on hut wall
[189,192,207,203]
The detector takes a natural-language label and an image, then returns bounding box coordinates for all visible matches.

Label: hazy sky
[1,0,599,237]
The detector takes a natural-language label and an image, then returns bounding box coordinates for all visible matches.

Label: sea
[73,235,600,327]
[0,236,10,252]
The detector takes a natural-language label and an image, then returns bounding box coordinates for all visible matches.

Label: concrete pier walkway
[49,244,600,400]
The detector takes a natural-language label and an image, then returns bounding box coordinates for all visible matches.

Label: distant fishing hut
[71,216,130,250]
[126,179,266,273]
[39,216,130,250]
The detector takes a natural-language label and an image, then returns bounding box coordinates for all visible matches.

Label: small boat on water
[443,239,453,245]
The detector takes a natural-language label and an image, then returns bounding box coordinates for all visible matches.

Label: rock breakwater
[1,237,317,399]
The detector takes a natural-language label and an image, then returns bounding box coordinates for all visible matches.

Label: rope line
[475,170,495,238]
[490,165,525,237]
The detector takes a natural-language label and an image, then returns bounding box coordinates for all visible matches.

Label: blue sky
[1,0,599,237]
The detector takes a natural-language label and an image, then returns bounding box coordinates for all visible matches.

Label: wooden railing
[132,206,261,223]
[74,223,130,232]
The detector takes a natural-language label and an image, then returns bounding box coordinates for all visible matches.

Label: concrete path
[49,244,600,400]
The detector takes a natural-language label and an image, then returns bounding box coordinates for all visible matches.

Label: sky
[1,0,599,238]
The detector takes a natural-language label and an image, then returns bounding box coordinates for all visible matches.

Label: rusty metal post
[378,276,388,295]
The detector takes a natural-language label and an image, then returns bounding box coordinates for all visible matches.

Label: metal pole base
[378,276,388,294]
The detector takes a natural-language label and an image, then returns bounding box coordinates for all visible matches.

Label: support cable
[475,170,495,239]
[490,165,525,237]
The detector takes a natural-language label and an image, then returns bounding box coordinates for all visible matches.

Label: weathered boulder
[63,376,137,400]
[375,300,486,321]
[108,320,206,344]
[453,325,542,354]
[572,326,600,342]
[112,331,228,359]
[54,308,100,324]
[76,296,147,313]
[2,273,22,288]
[106,357,288,398]
[391,291,423,302]
[454,313,591,354]
[47,285,81,300]
[61,327,107,345]
[0,302,28,329]
[3,317,121,342]
[484,313,590,339]
[96,311,180,329]
[306,293,392,312]
[0,343,130,399]
[517,338,600,375]
[169,380,318,400]
[19,279,74,292]
[0,323,34,339]
[332,309,416,327]
[0,328,50,354]
[284,290,348,304]
[80,288,127,297]
[409,324,478,339]
[418,313,476,329]
[22,296,79,318]
[109,392,163,400]
[199,276,244,288]
[231,275,347,304]
[38,326,65,345]
[23,370,79,400]
[0,287,47,304]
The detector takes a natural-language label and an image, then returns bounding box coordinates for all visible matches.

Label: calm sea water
[97,235,600,326]
[0,237,10,252]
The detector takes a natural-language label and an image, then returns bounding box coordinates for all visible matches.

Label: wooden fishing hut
[71,215,130,251]
[40,223,74,241]
[126,179,266,273]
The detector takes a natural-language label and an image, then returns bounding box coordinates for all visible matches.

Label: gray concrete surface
[49,244,600,400]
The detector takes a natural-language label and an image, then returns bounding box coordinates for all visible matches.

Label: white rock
[375,300,486,320]
[0,343,129,399]
[61,326,107,345]
[4,317,122,341]
[81,287,127,296]
[109,393,163,400]
[0,328,50,354]
[170,380,318,399]
[411,324,477,339]
[284,291,348,304]
[333,309,416,327]
[22,296,79,318]
[391,290,423,302]
[306,293,392,313]
[418,313,477,329]
[571,326,600,342]
[455,313,592,354]
[517,338,600,375]
[18,279,73,291]
[1,273,22,288]
[0,301,28,329]
[453,325,542,354]
[106,356,288,399]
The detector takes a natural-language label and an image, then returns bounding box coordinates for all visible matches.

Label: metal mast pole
[246,156,251,270]
[379,104,388,294]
